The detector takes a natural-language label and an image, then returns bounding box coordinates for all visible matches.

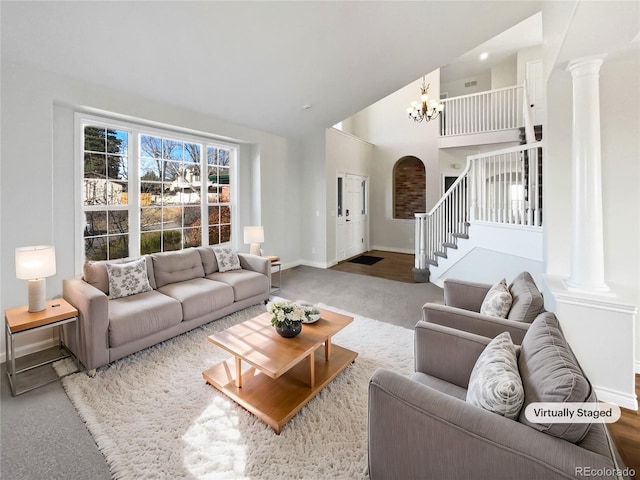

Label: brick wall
[394,156,426,219]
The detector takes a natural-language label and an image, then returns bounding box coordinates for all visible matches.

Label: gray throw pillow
[213,247,241,273]
[518,312,595,443]
[105,257,153,299]
[466,332,525,419]
[480,279,513,318]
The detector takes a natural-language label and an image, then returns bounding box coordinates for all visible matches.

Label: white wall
[441,71,491,98]
[1,61,301,356]
[491,54,517,89]
[325,128,373,265]
[347,71,441,254]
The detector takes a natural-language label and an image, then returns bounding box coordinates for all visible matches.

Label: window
[78,114,237,263]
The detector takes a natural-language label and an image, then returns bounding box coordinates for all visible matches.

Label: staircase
[414,85,543,283]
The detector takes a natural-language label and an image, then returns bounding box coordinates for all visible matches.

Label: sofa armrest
[368,369,620,480]
[443,278,491,311]
[422,303,530,345]
[238,253,271,280]
[414,321,490,389]
[62,278,109,371]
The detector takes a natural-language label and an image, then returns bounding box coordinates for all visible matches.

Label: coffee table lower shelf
[202,343,357,434]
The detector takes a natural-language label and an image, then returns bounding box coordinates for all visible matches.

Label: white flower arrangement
[267,301,320,327]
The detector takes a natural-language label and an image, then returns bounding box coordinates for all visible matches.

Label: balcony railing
[440,85,524,136]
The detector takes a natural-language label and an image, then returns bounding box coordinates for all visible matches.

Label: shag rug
[59,303,414,479]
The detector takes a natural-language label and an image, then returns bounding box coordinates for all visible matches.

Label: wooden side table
[5,298,80,396]
[265,256,282,293]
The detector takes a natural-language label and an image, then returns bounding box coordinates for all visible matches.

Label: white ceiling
[1,1,542,140]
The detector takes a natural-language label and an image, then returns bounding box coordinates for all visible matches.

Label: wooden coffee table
[202,308,357,433]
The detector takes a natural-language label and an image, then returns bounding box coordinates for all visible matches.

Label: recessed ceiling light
[479,52,489,61]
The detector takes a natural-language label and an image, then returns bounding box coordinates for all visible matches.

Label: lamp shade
[16,245,57,280]
[243,226,264,244]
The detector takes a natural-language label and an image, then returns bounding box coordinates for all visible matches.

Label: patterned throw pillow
[213,247,241,273]
[466,332,525,419]
[105,257,153,300]
[480,279,513,318]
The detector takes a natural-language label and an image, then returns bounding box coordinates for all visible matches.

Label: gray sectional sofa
[62,246,270,372]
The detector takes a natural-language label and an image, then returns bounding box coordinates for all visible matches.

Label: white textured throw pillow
[480,279,513,318]
[105,257,152,299]
[213,247,241,273]
[466,332,524,419]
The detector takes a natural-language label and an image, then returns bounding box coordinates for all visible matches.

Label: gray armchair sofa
[368,312,629,479]
[62,246,270,372]
[423,272,545,344]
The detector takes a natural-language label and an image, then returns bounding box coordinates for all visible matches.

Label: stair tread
[452,233,469,239]
[434,251,447,258]
[443,242,458,249]
[427,259,438,267]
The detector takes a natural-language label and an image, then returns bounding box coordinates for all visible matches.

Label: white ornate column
[564,57,610,293]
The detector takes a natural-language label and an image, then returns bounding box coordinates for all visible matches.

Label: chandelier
[407,76,444,123]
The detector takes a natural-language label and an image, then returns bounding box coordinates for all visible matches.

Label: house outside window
[78,113,236,264]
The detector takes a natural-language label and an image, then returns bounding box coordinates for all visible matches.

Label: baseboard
[594,384,638,411]
[0,337,57,365]
[298,260,332,269]
[370,245,415,255]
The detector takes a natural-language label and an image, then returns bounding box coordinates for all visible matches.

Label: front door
[344,174,367,259]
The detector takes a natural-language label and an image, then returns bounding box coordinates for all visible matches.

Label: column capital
[567,55,607,75]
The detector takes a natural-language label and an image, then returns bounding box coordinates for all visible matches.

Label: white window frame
[74,112,239,275]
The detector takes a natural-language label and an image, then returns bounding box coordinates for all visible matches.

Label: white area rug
[60,304,414,480]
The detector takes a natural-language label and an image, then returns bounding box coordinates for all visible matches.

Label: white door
[526,60,545,126]
[344,174,368,259]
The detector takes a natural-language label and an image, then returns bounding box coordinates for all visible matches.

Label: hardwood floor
[333,251,639,476]
[330,250,416,283]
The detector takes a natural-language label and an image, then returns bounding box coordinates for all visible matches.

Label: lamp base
[249,244,262,256]
[27,278,46,312]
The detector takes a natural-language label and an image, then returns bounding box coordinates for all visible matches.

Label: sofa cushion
[152,249,205,288]
[196,246,218,275]
[518,312,595,443]
[507,272,544,323]
[213,247,241,273]
[411,372,467,401]
[157,278,234,321]
[84,256,156,294]
[108,290,182,348]
[480,279,512,318]
[106,257,153,299]
[466,332,524,419]
[207,270,269,301]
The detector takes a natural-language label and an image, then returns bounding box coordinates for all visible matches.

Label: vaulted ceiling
[1,1,542,139]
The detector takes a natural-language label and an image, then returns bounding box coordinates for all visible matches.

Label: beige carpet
[60,304,414,479]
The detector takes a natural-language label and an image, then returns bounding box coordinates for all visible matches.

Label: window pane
[220,224,231,243]
[141,135,162,158]
[183,206,201,228]
[163,230,182,251]
[140,182,162,206]
[85,126,106,152]
[163,206,182,229]
[207,146,217,165]
[108,155,128,180]
[164,160,181,183]
[108,129,128,155]
[141,231,162,255]
[181,187,201,205]
[207,187,219,203]
[85,236,107,261]
[140,158,162,181]
[184,228,201,248]
[220,206,231,224]
[83,179,107,205]
[108,235,129,259]
[208,206,220,224]
[208,225,220,245]
[84,211,107,237]
[220,185,231,203]
[141,207,162,231]
[163,139,183,160]
[184,143,200,164]
[218,149,230,166]
[85,153,106,178]
[218,167,230,185]
[108,210,129,234]
[107,181,128,205]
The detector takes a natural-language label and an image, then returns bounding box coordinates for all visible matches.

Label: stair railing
[440,85,524,136]
[414,141,544,270]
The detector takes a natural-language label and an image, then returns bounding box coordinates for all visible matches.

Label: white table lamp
[243,226,264,256]
[16,245,57,312]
